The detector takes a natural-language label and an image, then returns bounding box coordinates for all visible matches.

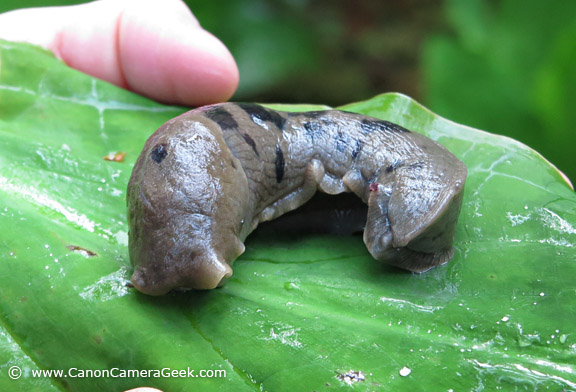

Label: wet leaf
[1,40,575,391]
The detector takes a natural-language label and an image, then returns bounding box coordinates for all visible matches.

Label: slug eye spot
[150,144,168,163]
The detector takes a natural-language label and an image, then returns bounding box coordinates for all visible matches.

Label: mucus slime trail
[127,103,467,296]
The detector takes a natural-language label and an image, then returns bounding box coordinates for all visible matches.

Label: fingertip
[174,29,240,106]
[2,0,239,107]
[118,0,239,106]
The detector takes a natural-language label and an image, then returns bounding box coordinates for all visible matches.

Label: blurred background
[1,0,575,184]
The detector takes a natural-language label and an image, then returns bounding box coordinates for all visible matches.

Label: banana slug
[127,103,467,295]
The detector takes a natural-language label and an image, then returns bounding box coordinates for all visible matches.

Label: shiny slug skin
[127,103,467,295]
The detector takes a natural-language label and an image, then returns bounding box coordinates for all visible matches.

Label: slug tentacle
[127,103,467,295]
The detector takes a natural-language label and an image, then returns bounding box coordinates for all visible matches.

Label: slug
[127,103,467,296]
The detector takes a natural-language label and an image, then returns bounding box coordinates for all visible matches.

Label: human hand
[0,0,239,106]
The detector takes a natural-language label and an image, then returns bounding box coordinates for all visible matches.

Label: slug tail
[375,246,454,273]
[364,172,465,273]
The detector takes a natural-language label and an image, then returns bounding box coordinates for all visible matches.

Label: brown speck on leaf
[66,245,97,257]
[103,151,126,162]
[337,370,366,385]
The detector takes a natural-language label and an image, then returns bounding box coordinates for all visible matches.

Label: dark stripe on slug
[382,121,411,133]
[242,133,260,156]
[335,130,349,153]
[204,106,238,130]
[386,160,403,173]
[303,121,325,140]
[386,161,422,173]
[150,144,168,163]
[275,145,285,183]
[238,103,286,131]
[351,139,364,159]
[291,110,327,119]
[360,119,410,135]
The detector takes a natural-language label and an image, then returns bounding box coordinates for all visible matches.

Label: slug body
[127,103,467,295]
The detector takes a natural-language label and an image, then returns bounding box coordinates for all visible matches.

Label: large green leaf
[1,40,575,391]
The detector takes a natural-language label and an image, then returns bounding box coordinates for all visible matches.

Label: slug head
[127,114,249,295]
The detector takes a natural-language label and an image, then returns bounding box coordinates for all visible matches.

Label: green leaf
[1,40,575,391]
